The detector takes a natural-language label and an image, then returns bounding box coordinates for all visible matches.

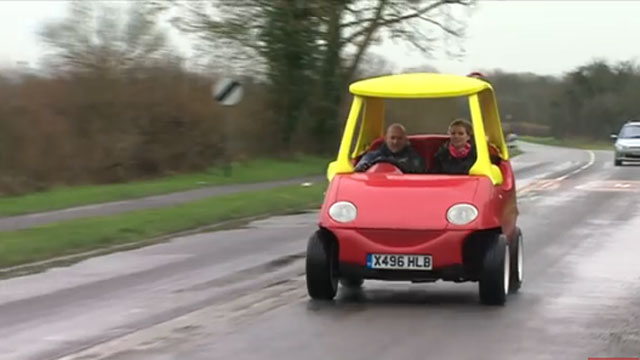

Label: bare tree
[164,0,473,151]
[39,1,171,76]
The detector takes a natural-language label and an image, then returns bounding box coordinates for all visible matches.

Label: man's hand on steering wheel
[354,161,372,172]
[358,157,404,172]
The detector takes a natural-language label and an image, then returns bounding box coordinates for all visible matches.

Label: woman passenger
[432,118,477,174]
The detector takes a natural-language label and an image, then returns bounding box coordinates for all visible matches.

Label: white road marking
[556,150,596,181]
[517,150,596,195]
[575,180,640,192]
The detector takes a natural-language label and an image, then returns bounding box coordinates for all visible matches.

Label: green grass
[0,155,330,217]
[0,182,327,269]
[519,135,613,150]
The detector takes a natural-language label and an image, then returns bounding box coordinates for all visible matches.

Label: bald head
[387,123,406,133]
[385,123,409,153]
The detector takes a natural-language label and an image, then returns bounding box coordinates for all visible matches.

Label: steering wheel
[359,157,404,172]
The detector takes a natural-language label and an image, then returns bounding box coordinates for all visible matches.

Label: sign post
[212,77,244,176]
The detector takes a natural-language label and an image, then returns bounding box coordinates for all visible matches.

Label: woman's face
[449,125,471,148]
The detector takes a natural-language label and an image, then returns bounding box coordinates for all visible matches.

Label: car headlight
[329,201,357,223]
[446,203,478,225]
[616,143,627,150]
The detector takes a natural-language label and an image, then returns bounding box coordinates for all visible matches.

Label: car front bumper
[615,150,640,161]
[339,262,469,282]
[330,228,473,269]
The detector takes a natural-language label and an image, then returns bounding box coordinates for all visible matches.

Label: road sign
[213,77,243,106]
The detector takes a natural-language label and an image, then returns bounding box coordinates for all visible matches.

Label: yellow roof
[349,73,490,98]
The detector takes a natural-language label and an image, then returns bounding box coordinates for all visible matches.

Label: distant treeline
[489,60,640,138]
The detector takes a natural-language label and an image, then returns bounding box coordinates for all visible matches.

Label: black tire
[340,277,364,289]
[614,159,622,166]
[479,234,510,306]
[306,230,339,300]
[509,228,524,293]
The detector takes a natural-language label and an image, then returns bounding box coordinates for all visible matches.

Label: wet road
[1,143,640,360]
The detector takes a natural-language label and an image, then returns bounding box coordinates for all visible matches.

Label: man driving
[354,123,426,174]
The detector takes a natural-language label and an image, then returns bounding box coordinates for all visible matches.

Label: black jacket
[355,143,426,174]
[432,142,477,175]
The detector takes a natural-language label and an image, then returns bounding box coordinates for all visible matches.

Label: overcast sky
[1,0,639,76]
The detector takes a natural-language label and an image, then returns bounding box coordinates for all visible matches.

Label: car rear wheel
[509,228,523,293]
[479,234,509,305]
[306,230,339,300]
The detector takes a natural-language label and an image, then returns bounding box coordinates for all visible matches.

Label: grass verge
[0,155,330,217]
[519,136,613,150]
[0,182,326,269]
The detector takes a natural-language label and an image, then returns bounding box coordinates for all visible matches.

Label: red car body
[318,135,518,282]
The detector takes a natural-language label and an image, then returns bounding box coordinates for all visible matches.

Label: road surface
[1,142,639,360]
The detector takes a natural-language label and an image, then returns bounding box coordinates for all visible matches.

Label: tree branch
[417,15,461,37]
[343,0,388,80]
[341,4,390,28]
[341,0,465,46]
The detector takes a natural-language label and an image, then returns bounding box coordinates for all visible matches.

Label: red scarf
[449,142,471,159]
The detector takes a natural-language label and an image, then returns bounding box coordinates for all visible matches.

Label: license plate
[366,254,432,270]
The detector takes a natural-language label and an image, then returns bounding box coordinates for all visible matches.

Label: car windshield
[619,125,640,138]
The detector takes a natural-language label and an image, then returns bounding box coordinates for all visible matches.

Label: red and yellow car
[306,73,524,305]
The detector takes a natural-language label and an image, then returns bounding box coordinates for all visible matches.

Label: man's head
[385,123,409,153]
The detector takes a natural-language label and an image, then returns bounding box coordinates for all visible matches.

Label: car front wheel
[306,230,339,300]
[479,234,509,305]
